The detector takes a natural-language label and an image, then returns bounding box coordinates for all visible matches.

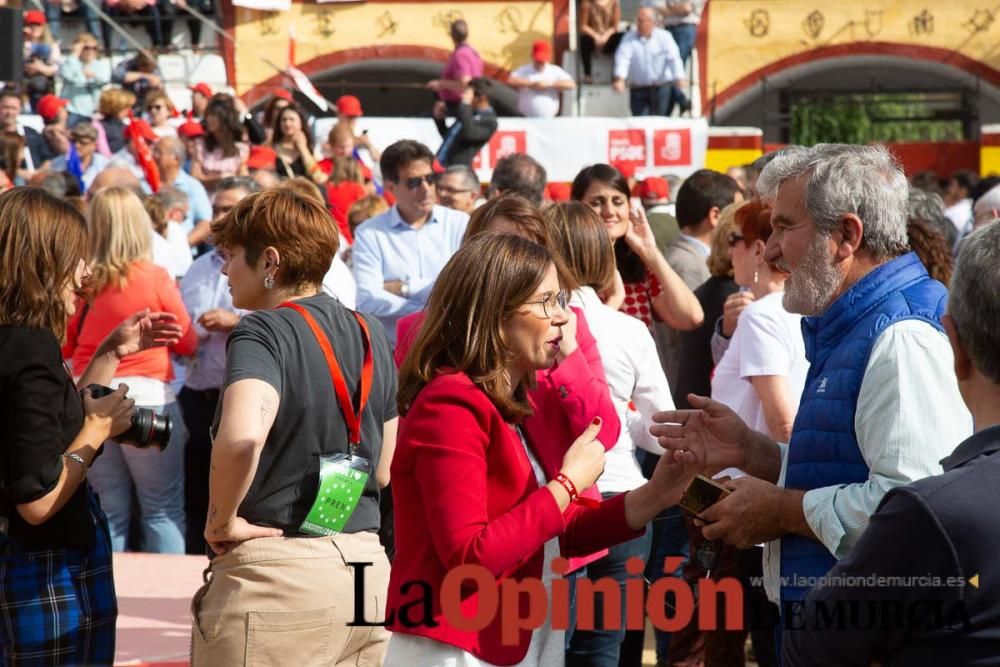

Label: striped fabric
[0,491,117,666]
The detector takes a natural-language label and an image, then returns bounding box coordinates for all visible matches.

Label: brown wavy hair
[541,201,615,292]
[463,193,550,247]
[398,233,558,421]
[907,218,953,285]
[0,187,88,341]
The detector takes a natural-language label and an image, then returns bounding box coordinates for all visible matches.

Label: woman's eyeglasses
[524,290,569,319]
[726,232,745,248]
[398,174,437,190]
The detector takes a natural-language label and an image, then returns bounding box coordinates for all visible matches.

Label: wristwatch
[400,278,411,299]
[62,452,87,479]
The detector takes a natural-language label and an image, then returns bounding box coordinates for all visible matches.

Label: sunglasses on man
[395,174,437,190]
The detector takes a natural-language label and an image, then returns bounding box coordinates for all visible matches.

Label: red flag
[127,111,161,193]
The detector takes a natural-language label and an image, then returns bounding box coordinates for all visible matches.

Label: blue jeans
[45,0,102,41]
[649,506,691,659]
[89,401,187,553]
[566,499,653,667]
[629,85,672,117]
[666,24,696,115]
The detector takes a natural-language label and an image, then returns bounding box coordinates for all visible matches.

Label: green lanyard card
[300,453,371,536]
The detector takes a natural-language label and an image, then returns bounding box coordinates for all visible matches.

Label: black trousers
[178,386,219,555]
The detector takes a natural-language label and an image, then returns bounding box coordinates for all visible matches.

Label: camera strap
[278,301,373,454]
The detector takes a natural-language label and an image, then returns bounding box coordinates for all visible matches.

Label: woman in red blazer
[385,233,696,666]
[393,196,620,575]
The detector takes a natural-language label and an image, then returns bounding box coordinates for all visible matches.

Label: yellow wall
[233,2,553,94]
[707,1,1000,100]
[704,148,762,173]
[980,146,1000,176]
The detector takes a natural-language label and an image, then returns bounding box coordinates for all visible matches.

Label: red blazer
[387,372,642,665]
[394,307,621,572]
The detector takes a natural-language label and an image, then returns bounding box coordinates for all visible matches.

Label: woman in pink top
[191,96,249,188]
[64,187,196,553]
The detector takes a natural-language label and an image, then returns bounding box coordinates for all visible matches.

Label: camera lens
[125,407,172,451]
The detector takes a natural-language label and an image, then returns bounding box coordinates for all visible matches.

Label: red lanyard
[279,302,373,449]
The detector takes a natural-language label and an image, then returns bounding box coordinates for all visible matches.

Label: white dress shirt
[352,204,469,346]
[180,250,245,391]
[613,28,685,87]
[572,286,673,493]
[322,255,357,310]
[761,320,974,602]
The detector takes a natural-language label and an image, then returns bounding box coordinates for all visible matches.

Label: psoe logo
[608,129,647,170]
[349,557,744,645]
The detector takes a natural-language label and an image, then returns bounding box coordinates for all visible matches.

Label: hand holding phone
[679,474,731,516]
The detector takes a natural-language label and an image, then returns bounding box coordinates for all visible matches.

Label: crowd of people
[3,9,1000,667]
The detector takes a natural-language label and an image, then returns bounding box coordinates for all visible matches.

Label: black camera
[85,384,172,451]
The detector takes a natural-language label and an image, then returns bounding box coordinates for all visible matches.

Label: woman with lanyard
[191,188,398,665]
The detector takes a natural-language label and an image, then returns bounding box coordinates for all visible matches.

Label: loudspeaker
[0,8,24,83]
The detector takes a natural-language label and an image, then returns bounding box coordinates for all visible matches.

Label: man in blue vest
[782,213,1000,664]
[651,144,972,625]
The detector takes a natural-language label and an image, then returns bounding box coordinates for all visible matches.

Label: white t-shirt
[512,63,574,118]
[322,254,357,310]
[711,291,808,439]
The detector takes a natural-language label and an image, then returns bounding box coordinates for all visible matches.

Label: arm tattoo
[260,392,277,426]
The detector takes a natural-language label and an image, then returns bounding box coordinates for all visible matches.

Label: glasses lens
[406,174,436,189]
[727,233,743,247]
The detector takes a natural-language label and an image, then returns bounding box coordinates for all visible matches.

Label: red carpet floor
[112,552,206,666]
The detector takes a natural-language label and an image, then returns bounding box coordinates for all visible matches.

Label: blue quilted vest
[780,252,947,605]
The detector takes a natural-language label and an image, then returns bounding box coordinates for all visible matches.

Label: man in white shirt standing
[612,7,686,116]
[177,176,259,554]
[651,144,973,615]
[507,40,576,118]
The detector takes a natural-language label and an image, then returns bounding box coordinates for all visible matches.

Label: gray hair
[908,187,958,249]
[949,221,1000,384]
[973,183,1000,228]
[155,135,187,164]
[444,164,480,193]
[757,144,910,260]
[154,186,188,210]
[215,175,261,196]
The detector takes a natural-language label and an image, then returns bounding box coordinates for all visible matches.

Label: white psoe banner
[313,116,709,181]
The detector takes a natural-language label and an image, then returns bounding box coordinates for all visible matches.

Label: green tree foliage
[791,95,964,145]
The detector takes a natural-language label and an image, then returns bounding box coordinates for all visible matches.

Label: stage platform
[113,552,205,666]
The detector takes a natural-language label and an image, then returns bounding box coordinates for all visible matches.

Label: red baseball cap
[546,182,571,202]
[273,88,293,101]
[336,95,363,117]
[178,120,206,138]
[126,119,158,142]
[189,82,213,99]
[639,176,669,201]
[247,145,277,170]
[37,94,68,122]
[532,40,552,62]
[24,10,46,25]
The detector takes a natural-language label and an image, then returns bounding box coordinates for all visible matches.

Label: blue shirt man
[352,140,469,346]
[613,7,687,116]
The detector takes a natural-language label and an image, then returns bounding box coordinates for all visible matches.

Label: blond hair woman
[63,187,197,553]
[60,32,111,119]
[95,87,137,154]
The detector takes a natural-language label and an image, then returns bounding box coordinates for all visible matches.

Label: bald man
[612,7,687,116]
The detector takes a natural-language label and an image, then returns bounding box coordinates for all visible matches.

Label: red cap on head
[178,120,206,138]
[126,119,158,142]
[546,182,571,202]
[273,88,293,101]
[247,145,277,170]
[639,176,669,201]
[189,82,213,99]
[37,94,68,122]
[532,40,552,62]
[336,95,363,117]
[24,10,46,25]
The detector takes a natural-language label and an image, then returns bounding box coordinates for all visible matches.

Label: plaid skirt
[0,489,117,666]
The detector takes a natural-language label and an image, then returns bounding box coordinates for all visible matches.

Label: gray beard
[782,235,843,316]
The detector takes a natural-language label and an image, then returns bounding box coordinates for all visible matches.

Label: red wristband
[554,473,579,502]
